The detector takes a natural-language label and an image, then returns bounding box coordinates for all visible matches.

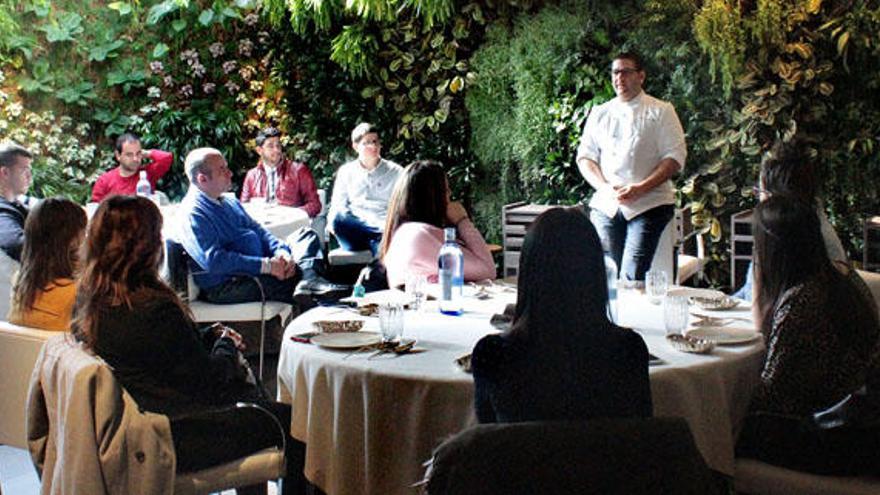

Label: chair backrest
[28,335,175,495]
[164,238,199,302]
[0,321,55,448]
[424,417,721,495]
[0,248,19,319]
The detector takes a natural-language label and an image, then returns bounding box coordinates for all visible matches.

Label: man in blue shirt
[176,147,347,306]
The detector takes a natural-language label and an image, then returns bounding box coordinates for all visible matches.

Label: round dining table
[277,286,765,495]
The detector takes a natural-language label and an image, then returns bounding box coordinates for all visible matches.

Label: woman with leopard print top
[737,196,880,475]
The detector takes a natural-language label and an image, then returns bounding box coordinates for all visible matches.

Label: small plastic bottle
[135,171,151,197]
[438,227,464,315]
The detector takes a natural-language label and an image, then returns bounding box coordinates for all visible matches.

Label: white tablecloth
[277,287,765,495]
[240,202,311,241]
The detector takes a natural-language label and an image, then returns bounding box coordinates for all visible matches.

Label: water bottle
[135,171,151,197]
[438,227,464,315]
[604,254,618,323]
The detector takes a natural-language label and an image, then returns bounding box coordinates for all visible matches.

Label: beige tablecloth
[277,287,764,495]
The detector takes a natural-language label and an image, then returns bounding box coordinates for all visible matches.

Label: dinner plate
[686,326,760,345]
[311,332,381,349]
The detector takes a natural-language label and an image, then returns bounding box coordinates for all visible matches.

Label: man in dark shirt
[0,142,33,261]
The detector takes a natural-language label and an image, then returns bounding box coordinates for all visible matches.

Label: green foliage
[466,0,613,218]
[693,0,745,96]
[694,0,880,282]
[0,0,272,201]
[0,90,104,203]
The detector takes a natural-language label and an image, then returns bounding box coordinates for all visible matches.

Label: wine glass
[405,272,428,312]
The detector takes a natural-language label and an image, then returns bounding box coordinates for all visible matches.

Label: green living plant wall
[0,0,288,202]
[694,0,880,268]
[262,0,538,210]
[465,0,621,241]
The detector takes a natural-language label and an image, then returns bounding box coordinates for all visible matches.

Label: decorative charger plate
[311,332,381,349]
[312,320,365,333]
[690,296,740,311]
[686,326,760,345]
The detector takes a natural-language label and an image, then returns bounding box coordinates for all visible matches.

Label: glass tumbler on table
[405,272,428,311]
[663,295,690,336]
[645,270,669,305]
[378,303,405,343]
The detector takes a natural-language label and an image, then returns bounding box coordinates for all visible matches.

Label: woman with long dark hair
[72,195,305,493]
[737,195,880,475]
[471,207,652,422]
[8,197,86,330]
[379,160,495,288]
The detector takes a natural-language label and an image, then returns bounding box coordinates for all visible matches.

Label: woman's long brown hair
[11,197,87,315]
[72,195,189,348]
[379,160,448,260]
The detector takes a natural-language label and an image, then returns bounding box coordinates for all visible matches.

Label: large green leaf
[39,12,84,43]
[107,2,133,15]
[198,9,215,26]
[89,39,125,62]
[152,43,170,59]
[147,0,177,25]
[56,81,97,105]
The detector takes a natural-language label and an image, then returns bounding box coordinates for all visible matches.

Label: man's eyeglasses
[611,68,640,76]
[361,139,381,146]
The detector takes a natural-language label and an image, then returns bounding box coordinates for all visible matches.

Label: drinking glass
[405,272,428,311]
[378,303,405,343]
[663,295,690,336]
[645,270,669,305]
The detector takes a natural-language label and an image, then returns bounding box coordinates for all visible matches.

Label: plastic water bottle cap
[352,285,366,298]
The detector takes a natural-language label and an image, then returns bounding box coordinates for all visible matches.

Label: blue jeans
[590,205,674,281]
[733,261,754,301]
[199,227,324,305]
[331,212,382,255]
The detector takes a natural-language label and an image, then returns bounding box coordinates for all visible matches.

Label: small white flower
[203,82,216,94]
[238,39,254,57]
[180,49,199,65]
[150,61,164,74]
[244,13,259,26]
[225,81,240,94]
[147,86,161,98]
[7,102,23,117]
[239,65,256,81]
[179,84,193,98]
[209,42,225,58]
[222,60,237,74]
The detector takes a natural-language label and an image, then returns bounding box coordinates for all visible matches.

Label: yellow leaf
[449,76,464,93]
[807,0,822,14]
[710,218,722,241]
[837,31,850,56]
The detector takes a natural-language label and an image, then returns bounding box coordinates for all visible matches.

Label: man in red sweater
[91,133,173,202]
[240,127,322,218]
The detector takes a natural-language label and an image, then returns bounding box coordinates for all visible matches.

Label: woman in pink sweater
[379,160,495,288]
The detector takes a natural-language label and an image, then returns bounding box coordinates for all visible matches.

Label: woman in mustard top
[8,197,86,330]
